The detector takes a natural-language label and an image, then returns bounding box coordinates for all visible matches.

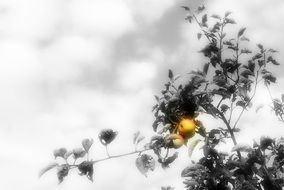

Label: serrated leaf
[260,136,274,150]
[82,138,93,153]
[185,15,193,23]
[201,14,207,26]
[195,120,206,137]
[54,148,67,159]
[220,104,230,113]
[225,11,232,17]
[39,162,58,177]
[173,74,181,81]
[225,18,236,24]
[168,69,173,80]
[78,161,94,181]
[255,104,264,113]
[133,131,140,144]
[57,164,69,184]
[240,36,250,41]
[241,69,254,78]
[211,14,221,20]
[197,33,202,40]
[136,136,145,144]
[197,5,205,13]
[99,129,118,145]
[203,63,209,75]
[238,27,246,37]
[181,6,190,11]
[236,100,246,108]
[135,154,155,177]
[64,151,73,160]
[257,43,264,50]
[181,164,204,177]
[268,48,278,53]
[73,148,86,159]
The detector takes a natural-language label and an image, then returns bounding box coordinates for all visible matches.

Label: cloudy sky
[0,0,284,189]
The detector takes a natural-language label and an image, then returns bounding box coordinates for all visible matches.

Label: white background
[0,0,284,189]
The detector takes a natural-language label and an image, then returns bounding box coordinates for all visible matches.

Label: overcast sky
[0,0,284,190]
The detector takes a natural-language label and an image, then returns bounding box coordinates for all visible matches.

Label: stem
[232,66,261,130]
[93,148,152,164]
[218,110,242,159]
[105,145,110,157]
[190,11,212,43]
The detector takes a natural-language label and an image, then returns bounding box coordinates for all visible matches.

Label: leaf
[267,56,280,65]
[260,136,274,150]
[238,27,246,37]
[73,148,86,159]
[54,148,67,159]
[195,120,206,137]
[39,162,58,177]
[240,36,250,41]
[211,14,221,20]
[236,101,246,108]
[197,5,205,13]
[197,33,202,40]
[282,94,284,102]
[173,74,181,81]
[220,104,230,113]
[133,131,141,144]
[203,63,209,75]
[82,138,93,153]
[252,53,262,60]
[201,14,208,26]
[99,129,118,146]
[241,69,254,78]
[135,154,155,177]
[64,151,73,160]
[181,164,204,177]
[257,43,264,50]
[188,139,201,157]
[248,61,255,72]
[78,161,94,181]
[263,73,276,84]
[57,164,69,184]
[136,136,145,144]
[168,69,173,80]
[268,48,278,53]
[255,104,264,113]
[181,6,190,11]
[225,18,236,24]
[225,11,232,17]
[185,15,193,23]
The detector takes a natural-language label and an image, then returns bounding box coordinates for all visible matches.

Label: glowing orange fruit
[178,118,196,139]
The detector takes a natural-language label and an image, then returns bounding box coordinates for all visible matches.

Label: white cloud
[126,0,175,24]
[0,0,61,42]
[117,61,157,90]
[69,0,135,39]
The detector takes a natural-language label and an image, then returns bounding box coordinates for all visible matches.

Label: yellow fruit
[178,118,196,139]
[168,134,185,149]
